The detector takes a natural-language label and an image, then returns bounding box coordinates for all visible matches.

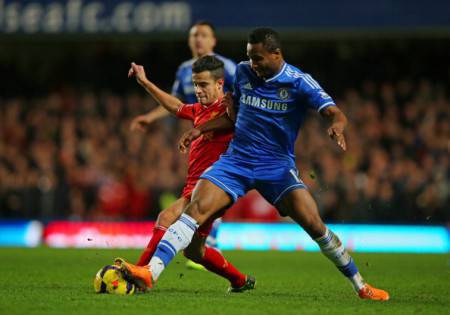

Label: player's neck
[264,60,286,81]
[202,95,222,107]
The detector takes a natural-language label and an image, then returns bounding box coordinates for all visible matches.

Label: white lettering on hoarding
[0,0,191,33]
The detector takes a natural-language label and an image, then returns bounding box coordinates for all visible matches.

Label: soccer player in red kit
[127,56,255,292]
[131,23,235,270]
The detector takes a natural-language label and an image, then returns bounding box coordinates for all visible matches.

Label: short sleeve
[223,59,237,94]
[176,103,196,120]
[231,65,241,110]
[298,73,336,112]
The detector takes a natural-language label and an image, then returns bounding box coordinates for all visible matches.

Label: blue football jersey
[228,61,336,163]
[171,54,236,104]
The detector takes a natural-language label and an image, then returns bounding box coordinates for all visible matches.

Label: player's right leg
[139,179,233,285]
[136,197,188,266]
[126,189,250,290]
[276,188,389,301]
[121,155,250,289]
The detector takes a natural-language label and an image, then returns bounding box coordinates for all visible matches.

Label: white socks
[149,214,199,281]
[315,228,365,291]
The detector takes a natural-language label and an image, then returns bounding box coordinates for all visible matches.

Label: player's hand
[328,122,347,151]
[221,91,234,109]
[222,92,236,122]
[130,114,151,132]
[178,128,202,153]
[128,62,148,86]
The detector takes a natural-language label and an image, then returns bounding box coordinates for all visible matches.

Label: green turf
[1,248,449,315]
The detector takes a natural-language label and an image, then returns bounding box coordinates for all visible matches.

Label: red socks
[136,226,167,266]
[200,246,246,288]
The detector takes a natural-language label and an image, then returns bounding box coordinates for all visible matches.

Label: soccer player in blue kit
[121,28,390,300]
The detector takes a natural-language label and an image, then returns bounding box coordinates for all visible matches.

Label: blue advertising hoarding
[217,223,450,253]
[1,0,449,34]
[1,220,448,253]
[0,220,43,247]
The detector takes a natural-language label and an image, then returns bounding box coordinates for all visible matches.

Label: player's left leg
[185,217,223,271]
[276,188,389,301]
[183,229,255,292]
[186,218,222,269]
[116,180,234,288]
[118,156,251,289]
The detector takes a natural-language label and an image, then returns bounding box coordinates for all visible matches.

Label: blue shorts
[200,154,307,206]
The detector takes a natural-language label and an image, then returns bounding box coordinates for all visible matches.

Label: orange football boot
[114,257,153,290]
[358,284,390,301]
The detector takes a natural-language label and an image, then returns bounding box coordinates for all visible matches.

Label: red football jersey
[176,97,233,189]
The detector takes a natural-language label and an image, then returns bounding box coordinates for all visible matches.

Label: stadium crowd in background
[0,79,448,223]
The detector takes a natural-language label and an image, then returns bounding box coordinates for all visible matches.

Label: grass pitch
[1,248,449,315]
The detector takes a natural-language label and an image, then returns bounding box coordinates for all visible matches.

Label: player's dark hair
[248,27,282,52]
[192,55,224,81]
[191,20,216,35]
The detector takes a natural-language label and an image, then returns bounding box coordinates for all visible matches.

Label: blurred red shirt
[176,97,233,198]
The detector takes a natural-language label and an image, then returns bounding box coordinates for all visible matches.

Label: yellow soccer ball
[94,265,136,295]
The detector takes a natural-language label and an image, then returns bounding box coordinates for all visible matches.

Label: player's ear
[272,48,282,57]
[271,49,282,62]
[216,78,224,89]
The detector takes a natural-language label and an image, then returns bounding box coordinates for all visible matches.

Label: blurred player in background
[131,21,236,268]
[122,28,389,300]
[126,56,254,292]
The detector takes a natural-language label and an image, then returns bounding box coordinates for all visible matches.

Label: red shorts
[181,182,216,238]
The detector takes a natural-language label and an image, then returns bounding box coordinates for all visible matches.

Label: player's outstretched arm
[320,106,348,151]
[130,106,170,132]
[178,114,235,153]
[128,62,183,114]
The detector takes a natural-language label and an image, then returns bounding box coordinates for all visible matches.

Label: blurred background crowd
[1,75,448,223]
[1,9,449,224]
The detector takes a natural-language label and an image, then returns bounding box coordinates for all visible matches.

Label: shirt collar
[265,62,287,83]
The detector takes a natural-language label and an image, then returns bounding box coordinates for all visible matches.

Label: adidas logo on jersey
[243,82,252,90]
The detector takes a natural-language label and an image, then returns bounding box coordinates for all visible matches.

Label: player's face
[188,25,216,57]
[247,43,281,79]
[192,71,224,105]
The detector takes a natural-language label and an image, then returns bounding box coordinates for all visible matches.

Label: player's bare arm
[320,106,348,151]
[128,62,183,114]
[178,114,235,153]
[130,106,170,132]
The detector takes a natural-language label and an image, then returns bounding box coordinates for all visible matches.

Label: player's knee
[157,209,178,227]
[185,198,210,222]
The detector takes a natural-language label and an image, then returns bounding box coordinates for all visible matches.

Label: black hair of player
[191,20,216,35]
[192,55,224,81]
[248,27,282,53]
